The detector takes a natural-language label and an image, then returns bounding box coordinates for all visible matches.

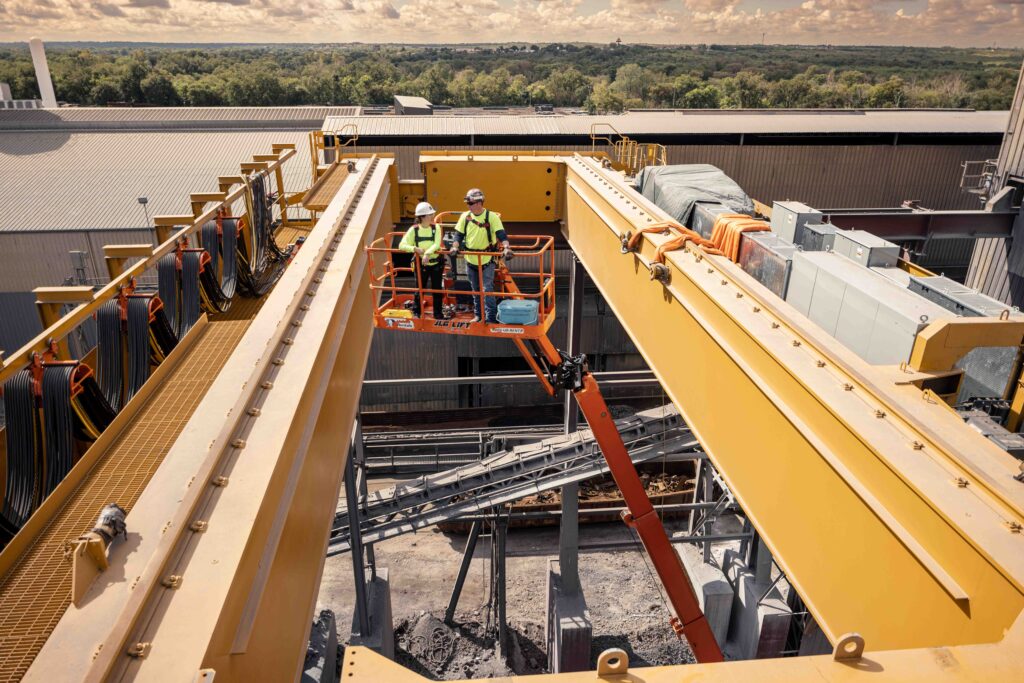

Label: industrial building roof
[324,109,1008,137]
[0,130,312,232]
[0,106,360,131]
[0,106,1006,136]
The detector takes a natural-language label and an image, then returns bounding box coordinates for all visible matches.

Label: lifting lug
[620,232,633,254]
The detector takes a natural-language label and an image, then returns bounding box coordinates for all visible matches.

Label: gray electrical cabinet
[908,275,1013,318]
[690,201,734,240]
[771,201,822,245]
[832,230,900,268]
[737,232,798,298]
[786,251,950,365]
[799,222,837,252]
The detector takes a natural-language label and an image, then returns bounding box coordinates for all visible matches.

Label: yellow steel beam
[558,155,1024,653]
[27,157,395,682]
[421,154,568,222]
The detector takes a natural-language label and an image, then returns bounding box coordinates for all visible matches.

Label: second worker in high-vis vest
[450,188,512,323]
[398,201,446,318]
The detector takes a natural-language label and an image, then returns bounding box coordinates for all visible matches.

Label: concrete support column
[548,253,592,672]
[560,253,585,593]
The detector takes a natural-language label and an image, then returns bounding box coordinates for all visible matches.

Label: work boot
[471,315,482,323]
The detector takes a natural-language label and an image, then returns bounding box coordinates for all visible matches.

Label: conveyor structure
[329,405,698,553]
[0,134,1022,681]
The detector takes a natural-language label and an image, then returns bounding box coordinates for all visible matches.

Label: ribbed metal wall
[0,228,155,291]
[996,61,1024,186]
[0,291,40,357]
[966,62,1023,304]
[356,143,997,210]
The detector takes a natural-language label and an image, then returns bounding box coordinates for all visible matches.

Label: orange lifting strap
[709,214,771,262]
[626,221,724,263]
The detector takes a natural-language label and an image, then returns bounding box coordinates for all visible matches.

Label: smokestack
[28,38,58,108]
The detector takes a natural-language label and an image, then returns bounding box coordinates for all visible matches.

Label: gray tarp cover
[634,164,754,225]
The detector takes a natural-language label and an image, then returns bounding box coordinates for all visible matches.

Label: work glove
[450,244,460,257]
[502,245,514,260]
[414,247,424,257]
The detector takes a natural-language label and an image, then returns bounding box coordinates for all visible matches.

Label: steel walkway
[327,405,698,555]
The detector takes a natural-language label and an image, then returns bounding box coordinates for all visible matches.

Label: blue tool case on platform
[496,300,539,325]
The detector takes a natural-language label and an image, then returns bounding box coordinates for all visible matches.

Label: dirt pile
[396,611,547,680]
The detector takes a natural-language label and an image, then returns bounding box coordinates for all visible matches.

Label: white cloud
[0,0,1020,45]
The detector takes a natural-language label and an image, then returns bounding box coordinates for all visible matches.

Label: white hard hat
[414,201,436,217]
[464,188,485,204]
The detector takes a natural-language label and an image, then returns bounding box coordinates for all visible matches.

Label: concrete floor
[317,479,697,676]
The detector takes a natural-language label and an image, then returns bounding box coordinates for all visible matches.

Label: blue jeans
[467,260,497,321]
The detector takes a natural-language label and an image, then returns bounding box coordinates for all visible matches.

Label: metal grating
[303,165,351,212]
[0,295,267,681]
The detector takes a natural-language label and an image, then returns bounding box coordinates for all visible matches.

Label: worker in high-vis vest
[398,201,446,318]
[450,188,513,323]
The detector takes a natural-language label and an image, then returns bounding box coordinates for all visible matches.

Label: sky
[1,0,1022,48]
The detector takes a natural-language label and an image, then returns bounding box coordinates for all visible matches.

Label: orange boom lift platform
[366,218,725,663]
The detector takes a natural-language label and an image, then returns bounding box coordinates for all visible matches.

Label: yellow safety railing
[309,125,360,184]
[590,123,667,175]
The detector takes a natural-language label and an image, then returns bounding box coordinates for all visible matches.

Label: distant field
[0,43,1020,111]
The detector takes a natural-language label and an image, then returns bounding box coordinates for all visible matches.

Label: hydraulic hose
[126,296,151,403]
[237,175,288,296]
[41,365,75,500]
[157,253,180,339]
[2,370,41,529]
[199,220,234,313]
[179,250,202,337]
[96,299,124,412]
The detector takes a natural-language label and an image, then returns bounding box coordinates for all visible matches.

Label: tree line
[0,43,1019,112]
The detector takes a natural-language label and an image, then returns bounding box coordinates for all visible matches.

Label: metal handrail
[366,233,556,321]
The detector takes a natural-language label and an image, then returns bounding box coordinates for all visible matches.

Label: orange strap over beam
[627,222,724,263]
[709,214,771,262]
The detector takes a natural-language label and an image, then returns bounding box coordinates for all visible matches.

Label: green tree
[722,71,768,108]
[585,78,625,113]
[118,54,150,103]
[140,71,180,105]
[611,63,647,101]
[414,63,453,104]
[543,67,591,106]
[683,84,722,109]
[448,69,478,107]
[90,78,122,105]
[867,76,906,108]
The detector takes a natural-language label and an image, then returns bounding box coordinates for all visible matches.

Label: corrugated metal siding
[966,62,1023,303]
[0,130,312,232]
[0,291,40,356]
[0,228,155,291]
[357,143,996,209]
[965,238,1012,303]
[996,62,1024,182]
[664,144,997,209]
